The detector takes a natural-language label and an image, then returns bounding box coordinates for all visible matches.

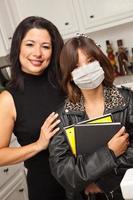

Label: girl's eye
[75,65,79,68]
[88,57,95,63]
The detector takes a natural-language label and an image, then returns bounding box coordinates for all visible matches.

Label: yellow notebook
[65,113,113,156]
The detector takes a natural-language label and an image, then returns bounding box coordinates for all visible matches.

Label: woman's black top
[7,71,66,200]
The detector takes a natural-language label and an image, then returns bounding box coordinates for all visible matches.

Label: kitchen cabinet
[0,0,13,53]
[0,170,28,200]
[0,0,19,54]
[0,30,7,57]
[78,0,133,33]
[13,0,133,38]
[0,135,29,200]
[14,0,79,38]
[1,0,133,42]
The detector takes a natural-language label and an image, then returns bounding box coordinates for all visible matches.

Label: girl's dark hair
[60,36,114,103]
[9,16,64,89]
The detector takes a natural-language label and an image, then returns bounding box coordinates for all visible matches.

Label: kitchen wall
[88,21,133,56]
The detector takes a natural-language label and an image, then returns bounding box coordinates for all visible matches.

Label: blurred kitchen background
[0,1,133,200]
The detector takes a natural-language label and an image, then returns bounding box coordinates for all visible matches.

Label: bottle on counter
[116,39,129,75]
[131,48,133,63]
[106,40,119,77]
[128,48,133,74]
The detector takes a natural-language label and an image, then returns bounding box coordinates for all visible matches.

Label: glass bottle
[106,40,119,77]
[116,39,129,75]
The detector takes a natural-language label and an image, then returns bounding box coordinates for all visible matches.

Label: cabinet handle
[89,15,94,18]
[8,37,12,40]
[65,22,69,26]
[19,188,24,192]
[3,168,9,173]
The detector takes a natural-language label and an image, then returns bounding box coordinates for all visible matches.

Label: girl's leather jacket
[49,86,133,200]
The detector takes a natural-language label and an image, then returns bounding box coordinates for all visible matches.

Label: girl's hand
[85,183,102,194]
[107,126,129,157]
[35,112,60,151]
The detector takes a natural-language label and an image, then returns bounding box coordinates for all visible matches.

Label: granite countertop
[114,75,133,90]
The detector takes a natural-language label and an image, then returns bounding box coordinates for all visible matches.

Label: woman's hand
[107,126,129,157]
[85,183,102,194]
[35,112,60,151]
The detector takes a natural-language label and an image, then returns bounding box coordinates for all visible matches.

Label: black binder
[74,122,122,155]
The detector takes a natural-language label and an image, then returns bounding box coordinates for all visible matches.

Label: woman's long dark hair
[9,16,64,90]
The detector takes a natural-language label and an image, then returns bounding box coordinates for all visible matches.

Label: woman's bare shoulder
[0,90,14,104]
[0,90,16,118]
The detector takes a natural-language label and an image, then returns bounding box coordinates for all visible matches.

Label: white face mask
[71,61,104,89]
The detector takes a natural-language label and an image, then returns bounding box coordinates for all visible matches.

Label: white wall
[88,21,133,57]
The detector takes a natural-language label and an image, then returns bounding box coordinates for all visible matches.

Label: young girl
[49,36,133,200]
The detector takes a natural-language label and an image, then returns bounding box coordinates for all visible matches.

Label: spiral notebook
[75,122,122,155]
[65,113,113,155]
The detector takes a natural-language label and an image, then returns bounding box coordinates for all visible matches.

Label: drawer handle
[65,22,69,26]
[19,188,24,192]
[3,168,9,173]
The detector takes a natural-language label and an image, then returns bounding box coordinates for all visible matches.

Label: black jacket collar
[64,86,129,115]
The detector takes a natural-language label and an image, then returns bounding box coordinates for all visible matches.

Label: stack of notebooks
[64,114,122,156]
